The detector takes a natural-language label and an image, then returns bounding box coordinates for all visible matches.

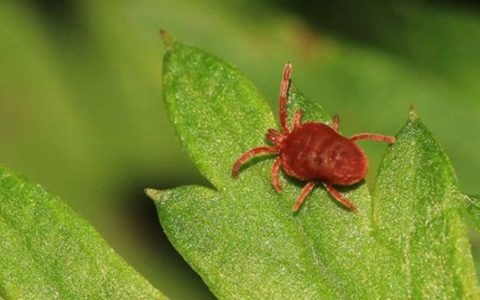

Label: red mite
[231,63,395,212]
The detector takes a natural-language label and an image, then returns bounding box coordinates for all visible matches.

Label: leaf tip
[145,188,163,203]
[159,29,175,49]
[408,105,419,121]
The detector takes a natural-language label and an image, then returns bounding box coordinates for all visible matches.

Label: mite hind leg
[271,158,282,192]
[350,133,395,144]
[323,183,357,212]
[292,181,315,211]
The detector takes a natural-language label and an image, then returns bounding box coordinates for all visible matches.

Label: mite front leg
[292,109,303,129]
[266,129,285,146]
[323,183,357,212]
[232,146,279,177]
[350,133,395,144]
[292,181,315,211]
[279,63,292,134]
[271,158,282,192]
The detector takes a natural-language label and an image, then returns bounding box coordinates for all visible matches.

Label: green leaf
[0,166,166,299]
[372,110,480,298]
[158,39,338,299]
[157,39,399,298]
[153,38,480,299]
[148,186,339,299]
[161,37,275,190]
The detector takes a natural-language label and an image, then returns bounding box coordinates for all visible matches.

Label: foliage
[1,1,480,298]
[0,166,165,299]
[148,38,480,298]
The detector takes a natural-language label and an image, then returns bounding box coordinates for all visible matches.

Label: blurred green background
[1,0,480,299]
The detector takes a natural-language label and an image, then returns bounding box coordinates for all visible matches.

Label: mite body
[232,63,395,212]
[280,122,367,185]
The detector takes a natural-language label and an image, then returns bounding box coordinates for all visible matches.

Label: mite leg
[350,133,395,144]
[271,158,282,192]
[232,146,278,177]
[292,181,315,211]
[266,128,285,146]
[279,63,292,134]
[323,183,357,212]
[292,109,303,129]
[331,114,340,131]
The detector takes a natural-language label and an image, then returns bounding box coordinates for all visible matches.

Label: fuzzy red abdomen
[280,122,368,185]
